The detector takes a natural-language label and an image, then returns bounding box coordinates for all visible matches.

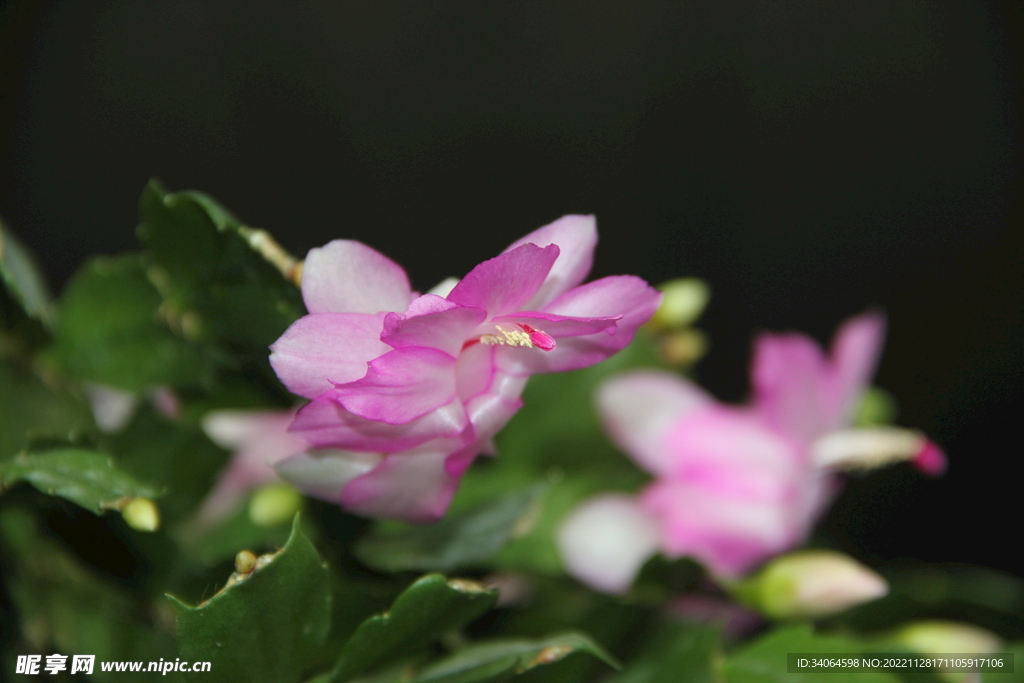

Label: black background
[1,1,1021,574]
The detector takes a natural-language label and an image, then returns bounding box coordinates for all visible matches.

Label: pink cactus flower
[558,312,945,592]
[269,216,661,522]
[196,409,306,525]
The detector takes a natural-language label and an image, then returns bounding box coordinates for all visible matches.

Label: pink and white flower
[558,312,945,592]
[269,216,661,522]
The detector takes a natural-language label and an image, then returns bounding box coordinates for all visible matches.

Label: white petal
[85,384,138,433]
[340,443,467,522]
[201,411,264,450]
[275,449,383,502]
[302,240,412,315]
[426,277,460,297]
[556,493,661,594]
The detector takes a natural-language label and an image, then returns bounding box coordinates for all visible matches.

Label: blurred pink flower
[196,409,306,525]
[558,312,945,592]
[269,216,660,522]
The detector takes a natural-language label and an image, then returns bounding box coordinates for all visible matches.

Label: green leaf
[0,447,160,514]
[0,360,90,460]
[0,216,53,325]
[724,625,900,683]
[137,182,303,353]
[169,515,332,683]
[610,623,722,683]
[354,485,546,573]
[331,574,498,682]
[53,254,208,390]
[0,507,179,681]
[412,631,620,683]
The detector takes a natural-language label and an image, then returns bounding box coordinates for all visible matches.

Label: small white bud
[738,550,888,619]
[248,483,301,527]
[122,498,160,532]
[894,621,1003,683]
[894,620,1003,655]
[650,278,710,330]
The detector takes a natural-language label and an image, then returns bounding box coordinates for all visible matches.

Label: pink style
[558,312,946,593]
[269,216,661,523]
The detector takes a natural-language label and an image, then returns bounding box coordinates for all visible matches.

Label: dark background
[1,2,1021,574]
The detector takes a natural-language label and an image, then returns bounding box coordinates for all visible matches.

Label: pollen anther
[477,323,556,352]
[480,325,536,348]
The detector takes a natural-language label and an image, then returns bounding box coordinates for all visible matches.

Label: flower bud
[811,427,946,476]
[650,278,710,330]
[893,620,1002,655]
[121,497,160,532]
[894,621,1003,683]
[854,386,898,426]
[248,483,302,527]
[234,550,258,575]
[659,329,709,367]
[737,550,888,619]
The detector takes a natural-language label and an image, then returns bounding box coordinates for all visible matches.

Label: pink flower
[269,216,661,522]
[558,312,945,592]
[196,409,306,525]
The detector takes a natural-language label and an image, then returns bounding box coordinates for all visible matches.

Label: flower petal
[503,215,597,309]
[641,480,797,579]
[196,409,307,525]
[340,441,474,522]
[663,405,805,499]
[195,471,255,526]
[810,426,945,476]
[447,243,560,317]
[638,405,828,578]
[275,449,384,503]
[464,392,524,453]
[556,493,661,594]
[302,239,413,314]
[596,370,713,475]
[270,312,390,399]
[202,409,301,451]
[332,347,458,424]
[492,311,620,339]
[751,330,832,444]
[382,295,488,356]
[497,276,661,375]
[290,392,469,452]
[826,311,886,430]
[85,384,138,433]
[426,277,460,297]
[913,439,947,476]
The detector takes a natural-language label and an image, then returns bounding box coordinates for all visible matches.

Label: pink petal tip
[912,439,947,477]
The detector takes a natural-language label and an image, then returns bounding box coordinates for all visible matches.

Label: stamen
[478,323,556,352]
